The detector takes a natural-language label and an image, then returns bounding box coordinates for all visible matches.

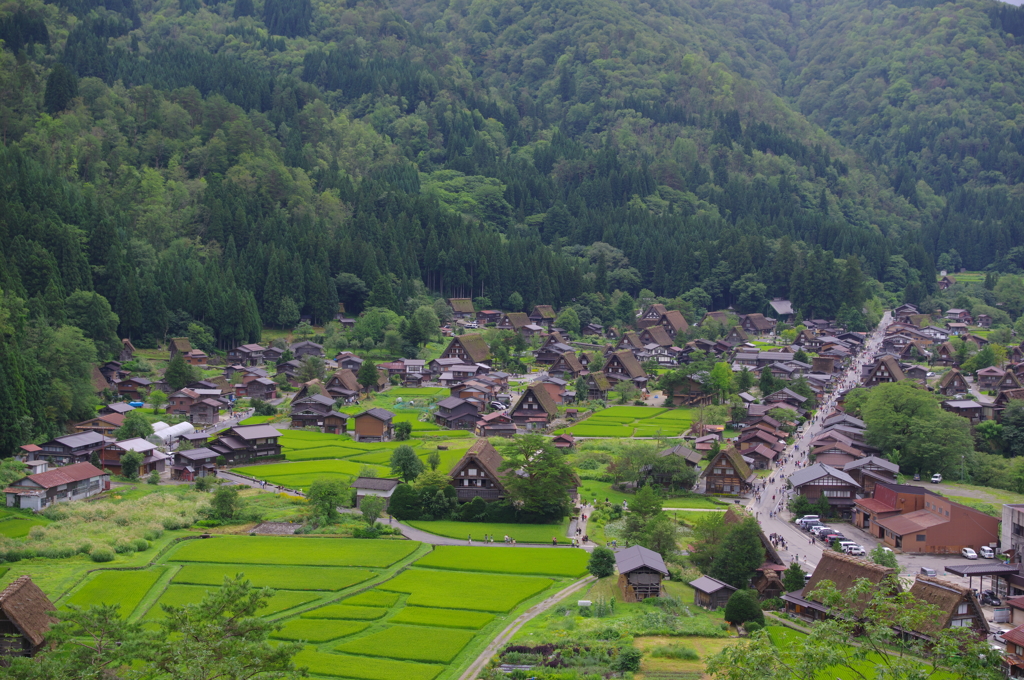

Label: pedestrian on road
[552,537,558,546]
[468,535,472,545]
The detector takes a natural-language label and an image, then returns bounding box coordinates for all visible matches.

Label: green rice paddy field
[556,405,697,437]
[54,535,589,680]
[406,520,573,545]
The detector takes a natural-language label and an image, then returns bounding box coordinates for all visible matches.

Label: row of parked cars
[796,515,867,556]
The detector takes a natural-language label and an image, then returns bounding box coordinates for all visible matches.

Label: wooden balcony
[456,488,500,501]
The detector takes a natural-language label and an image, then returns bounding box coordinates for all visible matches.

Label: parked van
[980,546,995,559]
[798,515,820,526]
[920,567,937,577]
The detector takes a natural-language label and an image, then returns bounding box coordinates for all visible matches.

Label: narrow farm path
[458,575,597,680]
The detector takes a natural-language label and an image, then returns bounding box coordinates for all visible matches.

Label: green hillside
[3,0,1024,446]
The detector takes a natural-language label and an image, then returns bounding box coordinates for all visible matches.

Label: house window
[916,534,925,542]
[957,603,969,615]
[951,618,972,628]
[468,468,477,476]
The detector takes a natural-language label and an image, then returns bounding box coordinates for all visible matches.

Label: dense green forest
[3,0,1024,445]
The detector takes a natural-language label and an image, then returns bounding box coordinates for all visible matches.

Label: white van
[980,546,995,559]
[797,515,820,526]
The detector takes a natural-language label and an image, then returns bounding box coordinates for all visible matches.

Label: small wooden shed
[689,575,737,610]
[615,545,668,601]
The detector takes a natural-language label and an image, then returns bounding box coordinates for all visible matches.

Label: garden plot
[378,569,553,611]
[170,536,419,567]
[414,546,588,578]
[390,606,494,629]
[300,604,389,620]
[143,584,319,619]
[335,624,476,663]
[173,564,375,591]
[271,619,369,642]
[63,568,166,618]
[293,647,444,680]
[562,424,636,437]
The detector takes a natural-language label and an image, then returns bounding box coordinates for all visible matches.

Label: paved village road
[458,576,597,680]
[742,311,892,573]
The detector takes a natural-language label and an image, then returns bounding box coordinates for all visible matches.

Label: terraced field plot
[301,604,389,620]
[294,647,444,680]
[64,568,166,617]
[335,624,476,663]
[173,564,375,591]
[343,590,400,607]
[414,546,588,577]
[0,516,51,538]
[390,606,494,629]
[170,536,418,567]
[236,460,388,489]
[272,619,370,642]
[558,405,694,437]
[379,568,553,611]
[407,520,572,544]
[143,584,319,619]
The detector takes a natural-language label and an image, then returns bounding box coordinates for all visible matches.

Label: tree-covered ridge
[1,0,1024,441]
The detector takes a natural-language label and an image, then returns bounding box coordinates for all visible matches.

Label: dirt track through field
[458,575,597,680]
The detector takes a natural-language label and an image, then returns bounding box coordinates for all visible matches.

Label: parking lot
[793,517,1012,636]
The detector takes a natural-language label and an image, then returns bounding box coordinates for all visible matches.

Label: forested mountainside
[2,0,1024,443]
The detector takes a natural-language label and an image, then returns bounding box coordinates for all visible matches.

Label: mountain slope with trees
[3,0,1024,443]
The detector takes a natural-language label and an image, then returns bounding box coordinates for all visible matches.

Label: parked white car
[961,547,978,560]
[931,473,943,484]
[844,545,866,556]
[980,546,995,559]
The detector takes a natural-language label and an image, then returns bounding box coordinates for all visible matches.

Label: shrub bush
[113,539,136,554]
[90,548,115,562]
[77,542,93,555]
[41,545,76,559]
[744,621,763,633]
[613,646,642,672]
[28,525,47,541]
[761,597,784,611]
[143,527,163,541]
[131,538,149,552]
[650,644,700,660]
[352,526,380,538]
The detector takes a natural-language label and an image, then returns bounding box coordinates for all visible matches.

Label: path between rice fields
[458,575,597,680]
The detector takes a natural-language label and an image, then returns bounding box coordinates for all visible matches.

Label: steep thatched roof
[937,368,966,391]
[0,576,56,649]
[909,576,987,636]
[804,550,898,612]
[447,334,491,363]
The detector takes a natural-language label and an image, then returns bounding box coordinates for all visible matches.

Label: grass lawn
[300,604,389,620]
[672,510,727,525]
[63,568,167,618]
[577,480,725,509]
[932,482,1024,506]
[335,624,476,663]
[414,546,588,577]
[271,619,369,642]
[173,564,375,591]
[389,606,494,629]
[407,520,571,544]
[144,584,319,619]
[378,569,554,612]
[293,647,444,680]
[169,536,419,567]
[239,415,275,425]
[389,388,449,397]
